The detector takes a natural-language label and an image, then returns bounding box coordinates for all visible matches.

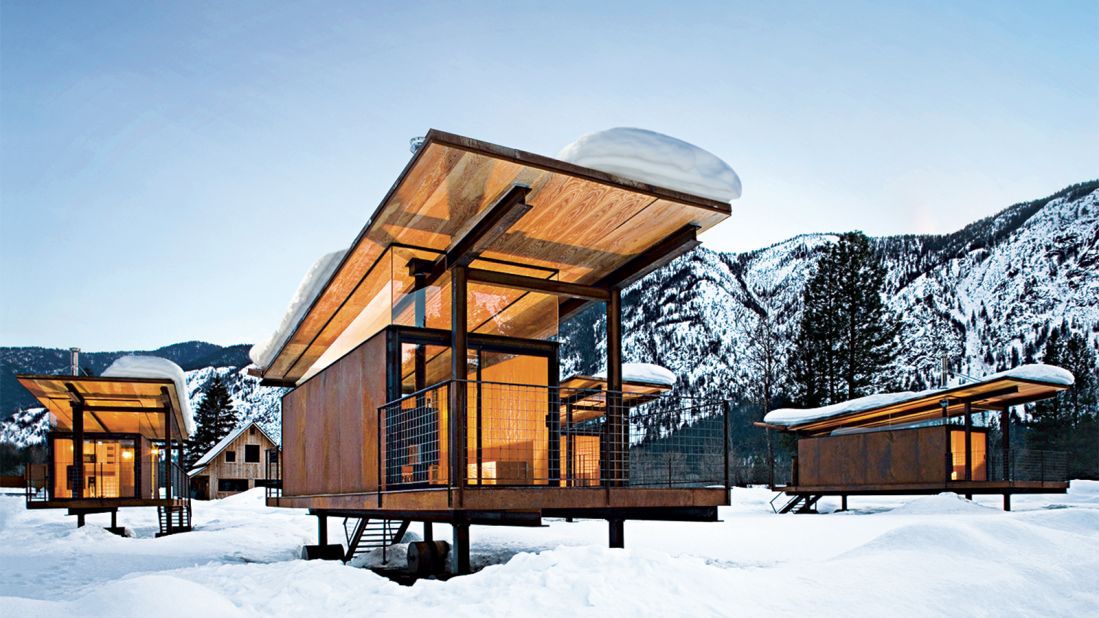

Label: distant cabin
[189,422,280,500]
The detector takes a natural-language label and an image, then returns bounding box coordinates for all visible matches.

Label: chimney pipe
[70,347,80,377]
[940,355,949,388]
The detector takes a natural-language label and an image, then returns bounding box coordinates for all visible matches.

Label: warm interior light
[121,449,133,461]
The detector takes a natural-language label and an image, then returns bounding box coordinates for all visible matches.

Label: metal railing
[265,449,282,499]
[24,454,191,503]
[988,449,1068,483]
[377,379,730,491]
[25,463,49,502]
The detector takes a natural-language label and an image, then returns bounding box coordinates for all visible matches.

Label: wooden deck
[270,486,729,514]
[781,480,1069,496]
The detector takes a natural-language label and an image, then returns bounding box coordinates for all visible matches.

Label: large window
[218,478,249,492]
[245,444,260,463]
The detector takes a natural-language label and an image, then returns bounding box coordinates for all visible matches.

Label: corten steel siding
[282,330,388,497]
[797,426,948,487]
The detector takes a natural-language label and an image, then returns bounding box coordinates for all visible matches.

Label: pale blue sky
[2,1,1097,350]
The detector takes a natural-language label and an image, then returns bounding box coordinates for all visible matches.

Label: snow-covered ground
[1,484,1097,617]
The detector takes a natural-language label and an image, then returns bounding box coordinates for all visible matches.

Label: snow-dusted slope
[563,181,1099,400]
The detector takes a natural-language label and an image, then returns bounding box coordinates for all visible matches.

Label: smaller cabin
[17,356,195,535]
[758,364,1074,512]
[189,422,280,500]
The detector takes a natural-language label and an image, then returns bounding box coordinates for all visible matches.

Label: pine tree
[790,232,901,406]
[1027,331,1099,479]
[186,375,239,468]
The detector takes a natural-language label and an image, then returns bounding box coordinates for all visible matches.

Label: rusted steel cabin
[16,374,193,535]
[254,130,734,573]
[189,421,280,500]
[757,368,1072,513]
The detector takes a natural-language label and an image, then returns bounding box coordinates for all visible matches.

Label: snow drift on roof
[250,249,347,369]
[101,356,195,434]
[557,128,742,203]
[594,363,677,387]
[763,363,1074,427]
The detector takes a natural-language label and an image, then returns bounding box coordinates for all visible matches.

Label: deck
[26,496,192,510]
[269,486,728,520]
[781,480,1069,496]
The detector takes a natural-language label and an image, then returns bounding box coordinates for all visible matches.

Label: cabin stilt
[609,519,625,548]
[452,523,470,575]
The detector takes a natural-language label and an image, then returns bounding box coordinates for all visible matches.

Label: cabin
[189,421,280,500]
[17,356,194,536]
[252,129,738,574]
[757,365,1074,513]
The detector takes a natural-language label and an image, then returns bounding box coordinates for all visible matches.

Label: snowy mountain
[562,180,1099,398]
[3,181,1096,448]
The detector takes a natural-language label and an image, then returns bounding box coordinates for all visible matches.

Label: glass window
[225,450,236,463]
[245,444,260,463]
[217,478,248,492]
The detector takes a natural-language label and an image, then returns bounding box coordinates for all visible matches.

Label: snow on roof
[557,128,742,203]
[101,356,195,434]
[764,363,1075,428]
[189,421,279,474]
[593,363,677,387]
[250,249,347,369]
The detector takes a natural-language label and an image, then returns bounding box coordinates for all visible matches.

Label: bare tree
[744,310,788,487]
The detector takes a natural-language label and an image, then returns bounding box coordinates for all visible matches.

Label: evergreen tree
[790,232,901,407]
[186,375,238,468]
[1027,330,1099,479]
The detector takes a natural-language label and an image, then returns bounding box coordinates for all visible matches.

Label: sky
[2,1,1097,350]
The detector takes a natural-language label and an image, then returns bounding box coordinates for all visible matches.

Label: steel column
[453,522,470,575]
[72,400,84,499]
[451,264,469,502]
[605,288,624,486]
[608,519,624,548]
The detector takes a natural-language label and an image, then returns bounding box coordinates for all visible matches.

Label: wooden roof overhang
[559,375,672,423]
[756,377,1070,437]
[259,129,732,384]
[16,374,188,440]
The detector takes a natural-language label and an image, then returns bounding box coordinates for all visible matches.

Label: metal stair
[342,518,410,563]
[156,503,192,536]
[770,493,823,514]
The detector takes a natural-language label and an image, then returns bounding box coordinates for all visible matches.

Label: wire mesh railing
[988,448,1068,483]
[377,379,730,491]
[24,447,190,503]
[265,448,282,499]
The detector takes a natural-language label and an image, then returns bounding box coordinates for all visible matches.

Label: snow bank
[4,486,1099,616]
[102,356,194,434]
[594,362,677,386]
[557,128,741,203]
[885,493,998,516]
[764,363,1074,427]
[249,249,347,369]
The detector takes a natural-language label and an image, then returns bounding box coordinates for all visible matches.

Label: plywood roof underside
[783,378,1070,436]
[17,375,188,439]
[264,130,732,383]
